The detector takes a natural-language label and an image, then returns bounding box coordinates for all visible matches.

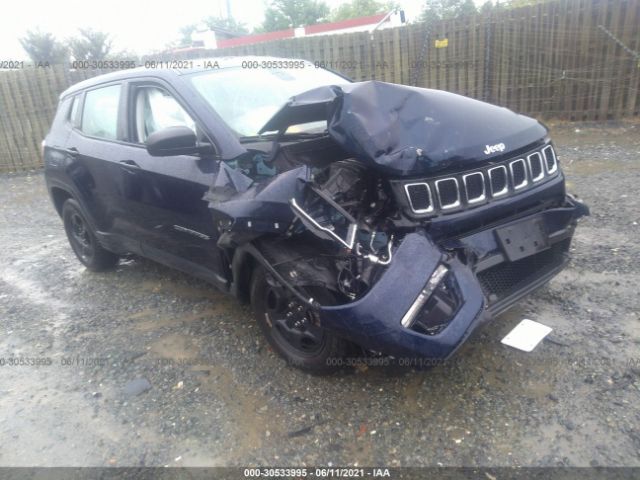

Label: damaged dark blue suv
[44,57,588,372]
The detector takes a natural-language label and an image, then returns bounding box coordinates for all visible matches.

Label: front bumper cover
[319,195,588,360]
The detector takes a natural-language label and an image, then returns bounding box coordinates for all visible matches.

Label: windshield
[188,65,349,138]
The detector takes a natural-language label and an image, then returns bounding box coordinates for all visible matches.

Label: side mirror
[145,126,215,157]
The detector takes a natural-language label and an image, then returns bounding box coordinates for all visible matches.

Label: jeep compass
[43,57,588,372]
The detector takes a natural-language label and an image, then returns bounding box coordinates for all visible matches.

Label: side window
[134,86,195,143]
[51,96,73,129]
[69,95,81,127]
[81,84,121,140]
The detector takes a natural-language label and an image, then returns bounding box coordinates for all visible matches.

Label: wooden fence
[0,68,101,173]
[1,0,638,173]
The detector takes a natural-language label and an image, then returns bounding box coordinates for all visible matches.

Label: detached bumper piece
[319,195,587,360]
[319,233,486,360]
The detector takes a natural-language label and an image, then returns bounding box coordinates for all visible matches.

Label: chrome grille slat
[488,165,509,197]
[542,145,557,174]
[403,144,559,216]
[463,171,486,204]
[435,178,461,209]
[404,182,434,214]
[509,158,528,190]
[527,152,544,182]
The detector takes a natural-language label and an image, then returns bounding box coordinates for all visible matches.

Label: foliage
[477,0,551,14]
[479,0,494,14]
[507,0,552,7]
[420,0,477,22]
[19,30,68,65]
[68,29,112,61]
[329,0,396,22]
[204,16,249,34]
[178,24,198,47]
[261,0,330,31]
[106,49,140,62]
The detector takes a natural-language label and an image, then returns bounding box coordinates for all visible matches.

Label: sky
[1,0,434,60]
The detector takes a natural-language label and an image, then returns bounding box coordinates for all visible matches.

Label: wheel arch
[230,238,339,309]
[50,186,74,217]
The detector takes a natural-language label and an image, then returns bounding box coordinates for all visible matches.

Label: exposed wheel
[250,265,347,373]
[62,199,119,271]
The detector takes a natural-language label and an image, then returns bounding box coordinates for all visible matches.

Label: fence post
[483,13,492,102]
[411,22,431,87]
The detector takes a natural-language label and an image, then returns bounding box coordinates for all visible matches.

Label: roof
[59,56,309,98]
[304,13,387,35]
[217,13,389,49]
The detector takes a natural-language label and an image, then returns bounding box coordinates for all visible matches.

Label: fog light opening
[400,264,448,328]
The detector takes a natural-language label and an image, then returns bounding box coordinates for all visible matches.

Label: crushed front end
[310,140,588,360]
[208,81,589,362]
[316,174,588,360]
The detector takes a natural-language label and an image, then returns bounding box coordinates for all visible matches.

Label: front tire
[62,199,119,271]
[250,265,347,373]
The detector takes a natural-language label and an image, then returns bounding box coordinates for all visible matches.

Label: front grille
[435,178,460,208]
[463,172,485,203]
[404,183,433,213]
[542,145,557,173]
[402,143,560,217]
[477,240,568,301]
[528,152,544,181]
[488,166,508,196]
[510,159,527,189]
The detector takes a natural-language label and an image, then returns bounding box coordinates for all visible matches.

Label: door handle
[65,147,79,158]
[119,159,141,169]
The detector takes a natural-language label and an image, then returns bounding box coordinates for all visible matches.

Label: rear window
[69,95,81,127]
[51,96,74,129]
[81,84,121,140]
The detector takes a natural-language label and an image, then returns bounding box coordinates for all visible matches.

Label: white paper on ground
[501,319,553,352]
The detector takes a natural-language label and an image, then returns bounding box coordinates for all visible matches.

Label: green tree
[68,29,112,61]
[204,16,249,34]
[479,0,494,14]
[329,0,396,22]
[420,0,477,22]
[178,24,198,46]
[261,0,330,31]
[107,49,140,62]
[507,0,551,7]
[19,29,68,65]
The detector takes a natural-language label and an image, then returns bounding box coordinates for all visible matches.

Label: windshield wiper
[280,131,327,139]
[239,130,327,144]
[239,134,273,143]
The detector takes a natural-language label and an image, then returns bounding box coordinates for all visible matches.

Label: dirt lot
[0,122,639,468]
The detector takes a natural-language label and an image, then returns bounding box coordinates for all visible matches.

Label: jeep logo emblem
[484,143,506,155]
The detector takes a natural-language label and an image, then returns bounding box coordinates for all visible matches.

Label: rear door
[44,94,79,184]
[114,80,225,283]
[64,82,141,252]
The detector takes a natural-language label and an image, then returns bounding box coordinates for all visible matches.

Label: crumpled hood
[260,81,548,176]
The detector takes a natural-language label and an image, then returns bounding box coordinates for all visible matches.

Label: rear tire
[250,265,347,373]
[62,199,119,272]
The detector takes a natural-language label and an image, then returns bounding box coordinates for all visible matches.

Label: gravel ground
[0,121,639,468]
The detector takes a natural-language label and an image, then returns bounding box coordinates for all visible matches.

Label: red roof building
[214,11,404,49]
